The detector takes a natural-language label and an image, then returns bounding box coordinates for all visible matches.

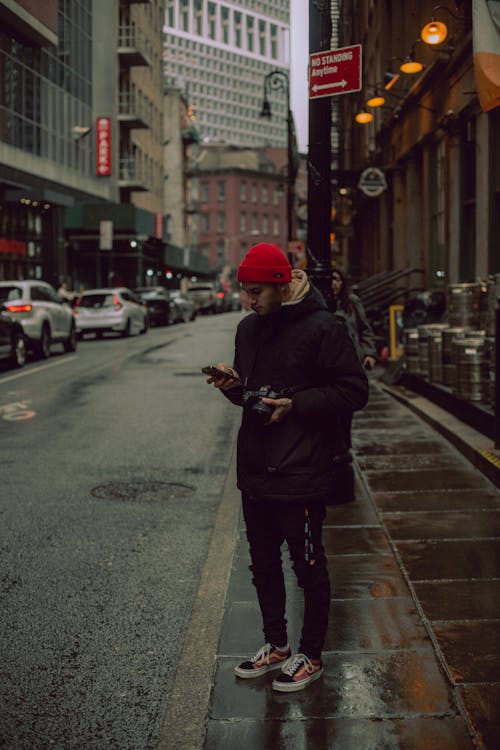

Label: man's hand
[363,356,377,370]
[261,396,293,424]
[206,363,241,391]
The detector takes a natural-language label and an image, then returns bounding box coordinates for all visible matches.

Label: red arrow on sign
[309,44,362,100]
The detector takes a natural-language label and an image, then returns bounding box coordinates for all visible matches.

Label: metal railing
[118,92,151,128]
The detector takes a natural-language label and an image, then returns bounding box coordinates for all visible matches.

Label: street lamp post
[260,70,296,262]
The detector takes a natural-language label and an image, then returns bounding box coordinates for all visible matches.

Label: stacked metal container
[447,282,483,328]
[401,281,495,405]
[484,275,500,405]
[402,328,419,374]
[442,327,472,386]
[452,336,487,401]
[426,324,450,383]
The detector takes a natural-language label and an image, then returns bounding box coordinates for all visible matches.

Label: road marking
[1,404,36,421]
[0,356,77,385]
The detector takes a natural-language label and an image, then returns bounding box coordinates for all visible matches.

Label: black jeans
[242,494,331,660]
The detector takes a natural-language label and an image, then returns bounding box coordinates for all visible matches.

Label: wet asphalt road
[0,313,242,749]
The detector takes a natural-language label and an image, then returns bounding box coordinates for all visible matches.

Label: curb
[157,443,240,750]
[379,381,500,489]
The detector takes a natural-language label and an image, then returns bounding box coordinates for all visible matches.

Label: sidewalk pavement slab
[202,381,499,749]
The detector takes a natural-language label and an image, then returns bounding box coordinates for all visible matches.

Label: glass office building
[163,0,291,147]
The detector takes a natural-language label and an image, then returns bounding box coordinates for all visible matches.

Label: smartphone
[202,365,236,381]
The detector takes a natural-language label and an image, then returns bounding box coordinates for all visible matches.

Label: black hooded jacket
[225,283,369,503]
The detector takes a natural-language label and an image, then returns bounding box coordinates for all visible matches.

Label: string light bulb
[366,95,385,108]
[421,19,448,45]
[355,111,373,124]
[400,58,424,74]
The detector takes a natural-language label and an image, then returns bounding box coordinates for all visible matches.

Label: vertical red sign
[96,117,111,176]
[155,212,163,239]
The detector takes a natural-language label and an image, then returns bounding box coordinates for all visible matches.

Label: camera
[242,385,281,424]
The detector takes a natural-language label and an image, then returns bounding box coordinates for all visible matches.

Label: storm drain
[90,480,195,503]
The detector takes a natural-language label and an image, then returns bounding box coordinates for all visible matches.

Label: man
[206,243,368,692]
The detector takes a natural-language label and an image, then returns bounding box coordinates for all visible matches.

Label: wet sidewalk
[202,380,500,750]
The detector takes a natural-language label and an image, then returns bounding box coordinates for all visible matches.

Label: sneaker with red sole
[234,643,291,679]
[272,653,323,692]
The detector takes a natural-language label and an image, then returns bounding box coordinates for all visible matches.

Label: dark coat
[225,284,369,504]
[331,293,377,362]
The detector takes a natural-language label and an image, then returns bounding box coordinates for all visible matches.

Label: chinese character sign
[96,117,111,176]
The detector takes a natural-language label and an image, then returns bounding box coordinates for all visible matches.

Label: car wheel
[63,323,77,352]
[11,332,26,368]
[36,324,51,359]
[121,318,131,337]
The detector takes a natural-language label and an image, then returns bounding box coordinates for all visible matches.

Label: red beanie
[237,243,292,284]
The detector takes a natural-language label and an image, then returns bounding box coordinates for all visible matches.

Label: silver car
[0,280,77,359]
[74,287,148,338]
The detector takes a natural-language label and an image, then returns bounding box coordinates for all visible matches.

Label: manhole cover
[90,481,194,503]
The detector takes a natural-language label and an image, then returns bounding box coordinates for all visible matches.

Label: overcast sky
[290,0,309,153]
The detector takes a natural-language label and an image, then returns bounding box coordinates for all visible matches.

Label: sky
[290,0,309,153]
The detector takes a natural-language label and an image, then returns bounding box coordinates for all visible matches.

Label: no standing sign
[309,44,362,99]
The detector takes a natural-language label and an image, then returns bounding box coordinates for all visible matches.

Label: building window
[240,181,247,201]
[273,217,280,236]
[240,213,247,232]
[234,11,242,47]
[217,211,225,231]
[216,238,226,264]
[251,183,258,202]
[208,2,216,39]
[201,182,209,202]
[180,0,189,31]
[194,0,203,35]
[221,6,229,44]
[262,184,269,204]
[273,187,281,206]
[262,215,269,233]
[259,20,266,56]
[247,16,255,51]
[166,0,174,27]
[251,213,258,231]
[201,213,210,232]
[217,180,226,200]
[270,24,278,60]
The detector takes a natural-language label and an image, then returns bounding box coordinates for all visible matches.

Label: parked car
[74,287,148,338]
[186,282,218,315]
[229,289,243,311]
[0,309,26,369]
[167,290,197,322]
[135,287,176,327]
[0,280,77,359]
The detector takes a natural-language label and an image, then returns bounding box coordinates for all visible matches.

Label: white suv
[0,280,77,359]
[74,287,148,338]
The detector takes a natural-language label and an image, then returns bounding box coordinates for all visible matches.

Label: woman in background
[330,268,377,455]
[330,269,377,371]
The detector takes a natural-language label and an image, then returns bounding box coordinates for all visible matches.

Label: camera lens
[251,400,272,423]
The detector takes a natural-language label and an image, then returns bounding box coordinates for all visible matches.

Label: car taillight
[217,292,224,299]
[113,294,123,311]
[5,304,32,313]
